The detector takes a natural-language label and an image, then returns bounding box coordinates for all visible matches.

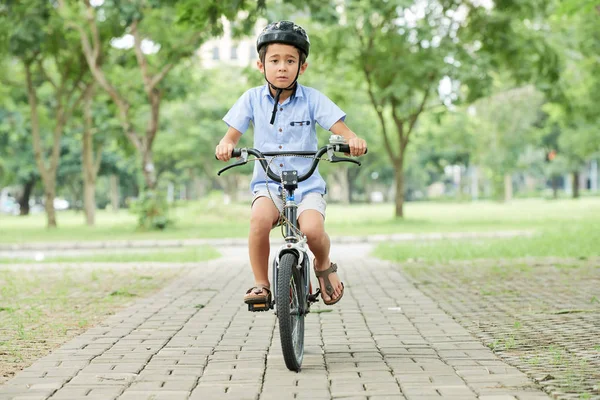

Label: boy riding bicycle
[215,20,367,307]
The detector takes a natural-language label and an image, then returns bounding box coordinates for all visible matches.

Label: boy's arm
[330,120,367,156]
[216,127,243,161]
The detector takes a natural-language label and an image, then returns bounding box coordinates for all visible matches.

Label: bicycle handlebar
[217,144,367,182]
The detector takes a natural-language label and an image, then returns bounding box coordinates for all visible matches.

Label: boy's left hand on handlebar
[347,137,367,157]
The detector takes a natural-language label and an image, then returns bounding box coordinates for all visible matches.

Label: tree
[0,108,40,215]
[0,1,90,227]
[470,85,545,201]
[56,0,268,227]
[542,8,600,198]
[316,0,559,216]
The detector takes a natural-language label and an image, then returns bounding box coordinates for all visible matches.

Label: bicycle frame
[271,170,311,314]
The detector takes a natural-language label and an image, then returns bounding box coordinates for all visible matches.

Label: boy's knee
[250,213,275,233]
[250,197,279,233]
[302,224,325,243]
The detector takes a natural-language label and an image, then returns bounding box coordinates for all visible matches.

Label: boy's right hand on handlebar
[215,142,235,162]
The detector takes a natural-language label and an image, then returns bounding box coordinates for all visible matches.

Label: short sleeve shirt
[223,83,346,202]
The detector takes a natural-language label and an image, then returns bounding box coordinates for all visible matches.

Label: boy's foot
[244,285,271,304]
[313,258,344,305]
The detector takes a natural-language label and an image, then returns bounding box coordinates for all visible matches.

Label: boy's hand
[215,142,235,162]
[348,137,367,157]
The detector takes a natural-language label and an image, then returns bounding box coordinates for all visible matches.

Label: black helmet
[256,20,310,57]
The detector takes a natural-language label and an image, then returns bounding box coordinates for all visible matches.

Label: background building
[197,18,264,68]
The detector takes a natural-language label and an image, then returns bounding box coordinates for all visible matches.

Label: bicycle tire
[276,252,305,371]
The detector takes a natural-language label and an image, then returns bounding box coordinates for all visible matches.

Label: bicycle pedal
[248,302,270,312]
[308,288,321,303]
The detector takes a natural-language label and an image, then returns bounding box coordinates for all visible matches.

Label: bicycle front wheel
[276,252,305,371]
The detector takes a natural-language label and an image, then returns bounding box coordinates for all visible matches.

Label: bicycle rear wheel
[276,252,305,371]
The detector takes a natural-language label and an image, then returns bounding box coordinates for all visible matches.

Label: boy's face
[257,43,307,88]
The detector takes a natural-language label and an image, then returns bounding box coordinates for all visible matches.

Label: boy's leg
[298,199,343,303]
[247,197,280,298]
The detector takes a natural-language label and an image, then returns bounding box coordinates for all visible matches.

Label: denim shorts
[252,190,327,220]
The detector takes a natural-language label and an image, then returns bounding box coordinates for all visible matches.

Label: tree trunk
[83,181,95,224]
[504,173,513,202]
[82,83,99,226]
[25,62,62,229]
[394,161,405,217]
[142,148,157,191]
[110,174,120,211]
[551,176,559,199]
[44,188,57,228]
[572,171,580,198]
[18,179,34,216]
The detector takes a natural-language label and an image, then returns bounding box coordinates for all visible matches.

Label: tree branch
[65,56,87,105]
[63,79,89,126]
[403,79,435,152]
[61,1,142,152]
[363,64,397,164]
[131,20,153,97]
[94,143,104,177]
[24,61,50,184]
[150,63,175,88]
[82,0,101,63]
[390,97,407,154]
[0,76,20,87]
[145,91,161,150]
[37,59,57,89]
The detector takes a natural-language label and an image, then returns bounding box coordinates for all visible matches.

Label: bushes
[129,191,172,230]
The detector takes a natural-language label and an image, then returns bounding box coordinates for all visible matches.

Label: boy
[215,20,367,306]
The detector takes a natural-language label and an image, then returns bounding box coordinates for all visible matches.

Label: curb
[0,230,535,252]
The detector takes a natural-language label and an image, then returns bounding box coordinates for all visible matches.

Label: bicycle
[216,136,365,371]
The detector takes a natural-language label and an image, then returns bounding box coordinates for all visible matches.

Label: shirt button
[280,163,284,167]
[279,145,282,149]
[278,128,282,132]
[279,107,283,111]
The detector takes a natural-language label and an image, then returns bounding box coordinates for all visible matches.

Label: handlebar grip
[215,149,243,160]
[337,144,368,155]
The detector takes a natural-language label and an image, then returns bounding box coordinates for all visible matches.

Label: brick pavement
[394,258,600,400]
[0,244,550,400]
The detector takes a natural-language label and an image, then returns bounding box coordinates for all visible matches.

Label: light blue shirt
[223,83,346,202]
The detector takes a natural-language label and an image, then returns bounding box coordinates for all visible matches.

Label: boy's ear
[256,59,264,73]
[299,62,308,75]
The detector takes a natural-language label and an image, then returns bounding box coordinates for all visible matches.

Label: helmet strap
[265,62,302,125]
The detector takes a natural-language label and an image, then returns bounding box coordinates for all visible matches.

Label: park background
[0,0,599,397]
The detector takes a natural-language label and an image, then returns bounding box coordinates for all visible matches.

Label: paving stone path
[394,258,600,400]
[0,244,551,400]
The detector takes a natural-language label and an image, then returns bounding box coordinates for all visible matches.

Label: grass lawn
[1,195,599,244]
[373,221,599,263]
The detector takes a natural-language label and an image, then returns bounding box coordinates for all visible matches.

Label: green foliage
[129,190,172,231]
[541,10,600,172]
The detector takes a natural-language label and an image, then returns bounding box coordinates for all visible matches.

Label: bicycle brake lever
[217,149,249,176]
[330,154,361,166]
[217,159,247,176]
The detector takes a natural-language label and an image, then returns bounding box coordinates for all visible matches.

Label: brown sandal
[244,285,271,304]
[314,260,344,306]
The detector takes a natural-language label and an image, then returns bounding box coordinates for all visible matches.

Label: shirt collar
[261,83,305,100]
